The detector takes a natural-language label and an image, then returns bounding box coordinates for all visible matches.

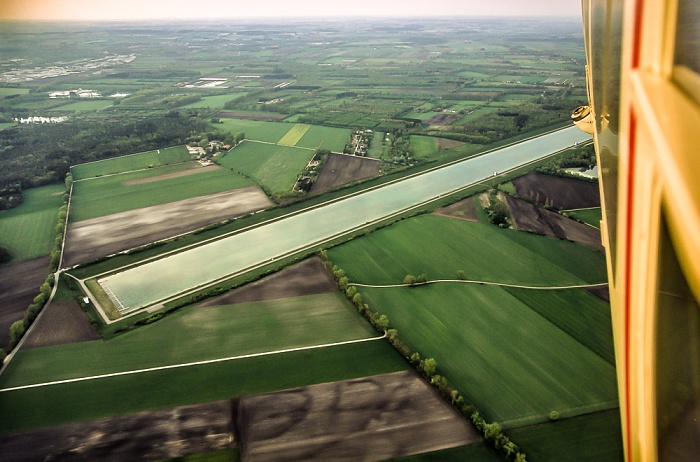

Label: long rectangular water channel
[98,127,590,312]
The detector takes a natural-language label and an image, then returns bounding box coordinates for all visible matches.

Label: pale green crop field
[70,146,191,180]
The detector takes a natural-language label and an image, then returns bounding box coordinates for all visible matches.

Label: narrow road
[351,281,609,290]
[0,333,386,393]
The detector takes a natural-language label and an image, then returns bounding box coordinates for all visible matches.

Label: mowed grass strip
[328,215,607,287]
[0,184,65,262]
[70,146,190,180]
[296,125,352,152]
[0,340,408,435]
[217,142,313,194]
[360,283,618,424]
[506,409,624,462]
[277,124,311,146]
[0,293,377,388]
[69,165,253,221]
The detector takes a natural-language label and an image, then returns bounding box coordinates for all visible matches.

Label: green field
[0,184,65,262]
[0,87,30,96]
[0,122,15,130]
[0,293,377,388]
[326,215,616,424]
[0,339,407,435]
[359,283,618,424]
[506,410,624,462]
[503,287,615,365]
[277,123,311,146]
[296,125,352,152]
[70,164,254,221]
[327,215,607,287]
[218,119,294,144]
[0,293,407,434]
[409,135,439,158]
[70,146,192,180]
[49,99,113,111]
[570,207,602,228]
[217,141,313,194]
[182,93,245,108]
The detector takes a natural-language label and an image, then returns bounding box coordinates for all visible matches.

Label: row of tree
[0,174,72,361]
[318,250,528,462]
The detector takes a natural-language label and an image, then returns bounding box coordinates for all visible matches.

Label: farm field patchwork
[49,100,113,111]
[503,287,615,365]
[0,338,407,435]
[0,183,64,262]
[65,185,271,267]
[0,292,378,388]
[217,141,313,194]
[182,93,245,108]
[357,283,618,425]
[217,119,293,143]
[277,123,311,146]
[238,370,479,461]
[327,215,607,287]
[295,125,351,152]
[506,409,624,462]
[70,146,191,180]
[69,164,254,221]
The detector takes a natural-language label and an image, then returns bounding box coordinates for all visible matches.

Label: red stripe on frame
[624,110,637,461]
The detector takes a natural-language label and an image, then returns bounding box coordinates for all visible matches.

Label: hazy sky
[1,0,581,21]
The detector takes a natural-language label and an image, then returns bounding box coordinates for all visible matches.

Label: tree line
[318,250,528,462]
[0,112,210,208]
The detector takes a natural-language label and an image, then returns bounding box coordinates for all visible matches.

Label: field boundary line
[350,281,609,290]
[0,332,386,393]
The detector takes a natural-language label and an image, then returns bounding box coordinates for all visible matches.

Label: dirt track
[311,153,380,194]
[512,173,600,210]
[198,257,337,307]
[22,300,100,349]
[0,401,233,462]
[63,186,272,267]
[0,256,50,350]
[505,195,603,252]
[237,370,479,461]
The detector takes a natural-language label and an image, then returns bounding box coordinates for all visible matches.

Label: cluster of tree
[404,273,428,286]
[484,192,511,228]
[440,95,585,144]
[471,413,527,461]
[0,183,23,211]
[0,113,210,205]
[318,250,528,461]
[535,143,598,183]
